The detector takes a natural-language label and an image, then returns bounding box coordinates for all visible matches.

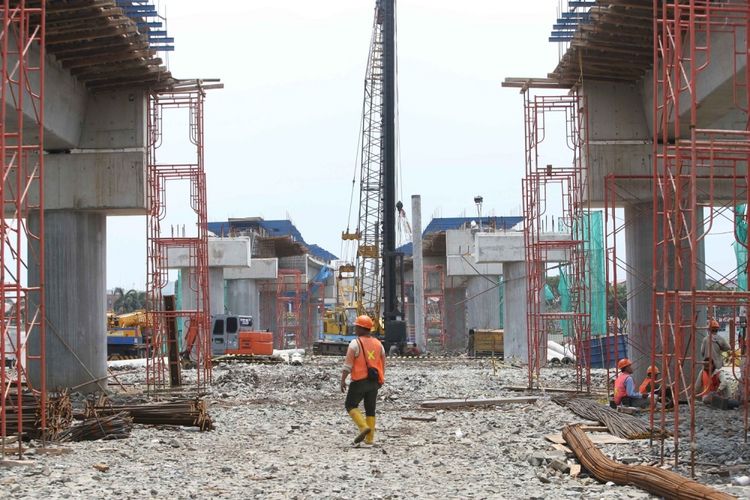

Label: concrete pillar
[209,268,224,316]
[503,262,527,362]
[466,276,501,334]
[411,195,426,353]
[226,279,259,321]
[625,203,705,383]
[28,211,107,394]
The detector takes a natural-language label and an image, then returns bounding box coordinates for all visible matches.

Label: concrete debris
[0,359,742,498]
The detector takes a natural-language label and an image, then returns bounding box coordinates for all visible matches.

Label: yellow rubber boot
[348,408,371,444]
[365,416,376,444]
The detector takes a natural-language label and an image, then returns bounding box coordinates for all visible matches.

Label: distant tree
[114,288,146,313]
[607,283,628,322]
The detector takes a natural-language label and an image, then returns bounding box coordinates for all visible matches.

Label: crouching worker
[639,365,673,406]
[696,357,739,410]
[340,315,385,444]
[613,358,649,408]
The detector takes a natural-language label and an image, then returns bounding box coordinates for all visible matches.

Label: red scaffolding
[146,85,211,390]
[276,269,303,349]
[522,90,592,391]
[424,265,446,348]
[651,0,750,473]
[0,0,46,456]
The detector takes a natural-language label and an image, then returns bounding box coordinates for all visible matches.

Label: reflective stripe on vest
[614,372,630,405]
[351,336,384,384]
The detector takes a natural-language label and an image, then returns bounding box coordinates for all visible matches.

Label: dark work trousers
[345,379,380,417]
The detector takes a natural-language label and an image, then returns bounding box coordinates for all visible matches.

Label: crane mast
[342,0,404,349]
[347,2,385,322]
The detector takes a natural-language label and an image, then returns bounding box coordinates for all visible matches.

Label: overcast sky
[105,0,736,291]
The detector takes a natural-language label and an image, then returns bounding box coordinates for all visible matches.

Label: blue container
[584,335,628,369]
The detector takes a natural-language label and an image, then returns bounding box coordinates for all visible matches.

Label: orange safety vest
[351,336,385,385]
[701,370,720,395]
[614,372,631,405]
[638,377,653,395]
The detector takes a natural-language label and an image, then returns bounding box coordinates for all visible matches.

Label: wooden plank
[401,416,437,422]
[503,386,607,396]
[580,425,609,432]
[420,397,538,409]
[552,443,574,454]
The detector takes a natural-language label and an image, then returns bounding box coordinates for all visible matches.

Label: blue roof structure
[397,216,523,256]
[207,219,338,262]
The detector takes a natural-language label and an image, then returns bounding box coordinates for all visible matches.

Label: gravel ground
[1,357,748,499]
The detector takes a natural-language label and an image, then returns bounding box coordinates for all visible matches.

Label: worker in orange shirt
[613,358,649,407]
[638,365,661,394]
[340,315,385,445]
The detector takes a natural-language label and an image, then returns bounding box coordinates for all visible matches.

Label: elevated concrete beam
[42,152,146,213]
[475,232,570,263]
[166,238,252,269]
[224,258,278,280]
[4,40,87,150]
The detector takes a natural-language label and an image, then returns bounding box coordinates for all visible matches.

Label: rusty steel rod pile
[58,412,133,442]
[2,390,72,440]
[562,425,735,500]
[92,398,214,431]
[554,397,666,439]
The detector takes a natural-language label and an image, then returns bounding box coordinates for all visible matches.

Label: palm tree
[114,288,146,313]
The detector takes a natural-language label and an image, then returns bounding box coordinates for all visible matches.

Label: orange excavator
[181,314,274,361]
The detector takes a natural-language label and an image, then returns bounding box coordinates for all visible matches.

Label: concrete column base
[28,211,107,394]
[504,262,528,363]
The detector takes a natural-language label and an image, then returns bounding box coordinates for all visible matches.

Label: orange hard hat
[354,315,374,330]
[646,365,660,375]
[709,319,720,331]
[617,358,632,370]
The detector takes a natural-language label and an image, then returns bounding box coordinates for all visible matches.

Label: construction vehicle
[107,310,149,359]
[312,0,407,356]
[181,314,274,362]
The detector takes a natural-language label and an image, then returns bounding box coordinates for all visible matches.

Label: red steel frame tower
[275,269,303,349]
[146,85,211,390]
[652,0,750,474]
[522,90,592,391]
[0,0,46,456]
[424,265,446,348]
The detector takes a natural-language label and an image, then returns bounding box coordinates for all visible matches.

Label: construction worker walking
[340,315,385,444]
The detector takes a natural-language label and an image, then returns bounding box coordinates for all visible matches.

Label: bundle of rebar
[2,390,72,440]
[562,425,734,500]
[58,412,132,442]
[92,398,213,431]
[554,397,667,439]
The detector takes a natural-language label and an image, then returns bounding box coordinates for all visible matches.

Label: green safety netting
[559,211,606,337]
[544,283,555,303]
[735,204,748,291]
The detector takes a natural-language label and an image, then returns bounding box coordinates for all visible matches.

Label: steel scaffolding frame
[146,88,211,390]
[522,90,591,391]
[651,0,750,474]
[276,269,302,349]
[0,0,45,457]
[424,265,446,348]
